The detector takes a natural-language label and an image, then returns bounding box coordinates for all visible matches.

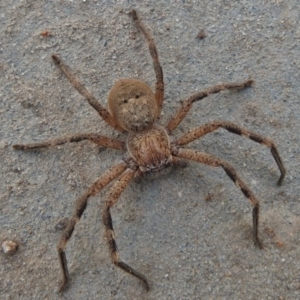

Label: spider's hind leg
[166,80,253,132]
[131,9,164,117]
[51,55,123,132]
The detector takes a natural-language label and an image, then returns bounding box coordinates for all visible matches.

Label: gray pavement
[1,1,300,299]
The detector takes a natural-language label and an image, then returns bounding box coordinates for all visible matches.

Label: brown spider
[13,10,286,292]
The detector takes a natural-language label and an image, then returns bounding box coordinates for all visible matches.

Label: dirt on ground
[1,1,300,299]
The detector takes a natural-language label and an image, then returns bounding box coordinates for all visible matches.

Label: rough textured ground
[1,1,300,299]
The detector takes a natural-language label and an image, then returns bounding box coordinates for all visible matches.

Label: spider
[13,10,286,292]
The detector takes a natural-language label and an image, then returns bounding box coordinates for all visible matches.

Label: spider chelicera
[13,9,285,292]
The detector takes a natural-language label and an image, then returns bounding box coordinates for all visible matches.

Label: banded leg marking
[131,9,164,116]
[57,161,127,292]
[175,148,262,248]
[13,133,125,150]
[52,54,123,132]
[176,120,285,185]
[166,80,253,132]
[102,168,150,291]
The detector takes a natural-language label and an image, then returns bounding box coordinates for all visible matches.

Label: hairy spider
[13,10,286,292]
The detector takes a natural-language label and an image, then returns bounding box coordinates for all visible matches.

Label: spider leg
[57,161,127,292]
[13,133,125,150]
[174,148,262,249]
[176,120,286,185]
[103,167,150,291]
[51,55,124,132]
[131,10,164,116]
[166,80,253,132]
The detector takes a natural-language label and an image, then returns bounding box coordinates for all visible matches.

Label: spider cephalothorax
[14,9,285,292]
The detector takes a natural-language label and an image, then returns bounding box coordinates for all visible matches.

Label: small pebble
[2,240,18,255]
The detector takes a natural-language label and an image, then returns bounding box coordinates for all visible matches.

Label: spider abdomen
[108,79,158,132]
[127,124,173,175]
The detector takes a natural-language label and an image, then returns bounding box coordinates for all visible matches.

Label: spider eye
[123,99,128,103]
[135,95,140,99]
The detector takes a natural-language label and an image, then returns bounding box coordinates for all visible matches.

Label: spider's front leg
[102,167,150,291]
[57,162,127,292]
[174,148,262,248]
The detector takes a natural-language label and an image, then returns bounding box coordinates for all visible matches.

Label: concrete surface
[1,0,300,299]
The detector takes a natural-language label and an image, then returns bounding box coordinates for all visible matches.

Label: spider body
[127,124,174,176]
[109,78,175,176]
[13,9,286,292]
[108,79,158,132]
